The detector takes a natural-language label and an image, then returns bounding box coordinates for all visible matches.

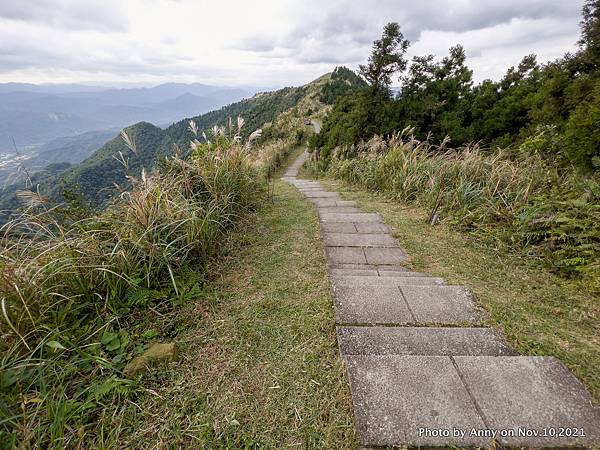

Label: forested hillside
[308,5,600,290]
[313,8,600,171]
[0,68,364,216]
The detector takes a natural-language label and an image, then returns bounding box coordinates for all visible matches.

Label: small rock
[123,342,178,377]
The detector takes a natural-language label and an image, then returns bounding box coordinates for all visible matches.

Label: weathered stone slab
[323,233,398,248]
[309,198,338,207]
[298,187,327,191]
[331,275,446,287]
[328,263,408,271]
[364,247,407,265]
[337,326,516,356]
[379,270,429,277]
[321,223,357,233]
[400,286,484,324]
[320,213,382,223]
[454,356,600,447]
[317,207,362,214]
[329,268,379,277]
[324,247,366,264]
[303,191,340,198]
[336,200,357,207]
[332,285,413,324]
[355,223,392,233]
[345,355,489,447]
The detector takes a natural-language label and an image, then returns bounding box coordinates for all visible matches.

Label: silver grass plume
[120,129,137,154]
[245,128,262,150]
[15,189,47,207]
[188,120,199,136]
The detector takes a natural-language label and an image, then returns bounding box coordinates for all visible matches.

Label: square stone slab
[323,233,398,248]
[310,198,338,207]
[355,223,392,233]
[327,263,408,272]
[337,326,516,356]
[321,223,357,233]
[364,247,407,265]
[329,268,379,277]
[336,200,357,207]
[318,207,362,214]
[379,270,430,277]
[400,285,484,324]
[324,247,366,264]
[320,213,382,223]
[304,191,340,198]
[332,285,413,324]
[328,263,387,270]
[454,356,600,447]
[331,275,446,287]
[345,355,489,447]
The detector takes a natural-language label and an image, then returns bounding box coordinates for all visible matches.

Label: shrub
[564,78,600,170]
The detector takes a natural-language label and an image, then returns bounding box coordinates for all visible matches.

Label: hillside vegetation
[308,5,600,291]
[0,68,364,218]
[0,71,362,448]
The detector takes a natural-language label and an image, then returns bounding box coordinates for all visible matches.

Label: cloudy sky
[0,0,586,88]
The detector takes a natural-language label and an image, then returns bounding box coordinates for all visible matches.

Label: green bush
[564,79,600,170]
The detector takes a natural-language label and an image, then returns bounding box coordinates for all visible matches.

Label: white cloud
[0,0,586,87]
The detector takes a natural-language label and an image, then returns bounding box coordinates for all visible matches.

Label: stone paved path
[283,152,600,448]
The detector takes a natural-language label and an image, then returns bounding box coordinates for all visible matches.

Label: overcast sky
[0,0,586,88]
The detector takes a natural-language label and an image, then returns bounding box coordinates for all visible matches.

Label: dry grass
[103,173,356,448]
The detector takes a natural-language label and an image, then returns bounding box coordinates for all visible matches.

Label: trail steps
[283,152,600,448]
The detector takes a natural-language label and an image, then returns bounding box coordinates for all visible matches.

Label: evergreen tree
[359,22,410,95]
[579,0,600,70]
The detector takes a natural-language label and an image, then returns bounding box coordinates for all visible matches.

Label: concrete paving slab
[324,247,366,264]
[355,223,392,233]
[309,198,338,207]
[303,191,340,198]
[336,200,358,207]
[364,247,407,265]
[317,207,362,214]
[323,233,398,248]
[345,355,489,447]
[337,326,516,356]
[321,223,357,233]
[320,213,382,223]
[379,270,429,277]
[332,285,413,324]
[328,263,408,271]
[329,268,379,277]
[401,286,484,324]
[454,356,600,447]
[331,275,446,287]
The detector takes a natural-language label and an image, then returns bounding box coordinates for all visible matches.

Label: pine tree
[359,22,410,95]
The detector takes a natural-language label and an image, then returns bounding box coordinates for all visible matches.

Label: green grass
[313,176,600,402]
[100,173,356,448]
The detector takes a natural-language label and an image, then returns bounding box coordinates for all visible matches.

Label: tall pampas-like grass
[0,132,265,447]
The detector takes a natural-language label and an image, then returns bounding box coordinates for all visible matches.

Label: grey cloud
[240,0,583,67]
[0,0,128,31]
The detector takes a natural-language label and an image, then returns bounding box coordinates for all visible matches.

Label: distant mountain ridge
[0,67,366,218]
[0,82,256,152]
